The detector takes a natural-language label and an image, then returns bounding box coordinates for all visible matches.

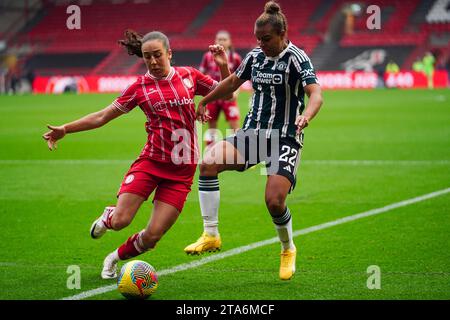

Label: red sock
[102,206,115,229]
[117,231,146,260]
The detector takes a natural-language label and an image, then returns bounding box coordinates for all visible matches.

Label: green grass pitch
[0,89,449,300]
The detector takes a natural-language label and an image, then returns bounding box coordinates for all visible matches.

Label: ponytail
[118,29,171,58]
[118,29,143,58]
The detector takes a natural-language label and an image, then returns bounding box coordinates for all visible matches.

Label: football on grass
[117,260,158,299]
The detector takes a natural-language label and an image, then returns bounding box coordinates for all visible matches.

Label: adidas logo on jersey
[283,165,292,173]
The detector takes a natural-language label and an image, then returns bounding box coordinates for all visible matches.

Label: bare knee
[111,210,133,231]
[265,194,286,216]
[199,161,219,176]
[200,141,238,176]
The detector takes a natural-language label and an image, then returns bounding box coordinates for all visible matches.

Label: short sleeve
[191,68,218,96]
[112,80,139,113]
[290,51,319,88]
[235,52,253,80]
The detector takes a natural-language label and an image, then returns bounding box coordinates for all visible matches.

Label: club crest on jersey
[125,174,134,184]
[276,61,287,71]
[183,78,193,89]
[153,101,167,111]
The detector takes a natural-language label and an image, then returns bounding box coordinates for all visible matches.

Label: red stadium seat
[26,0,210,53]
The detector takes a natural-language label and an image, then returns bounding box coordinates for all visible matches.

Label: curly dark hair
[118,29,170,58]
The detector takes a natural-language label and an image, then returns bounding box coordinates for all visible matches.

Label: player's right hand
[295,115,309,134]
[42,125,66,151]
[209,44,227,67]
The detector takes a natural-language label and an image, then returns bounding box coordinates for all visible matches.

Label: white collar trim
[145,67,175,80]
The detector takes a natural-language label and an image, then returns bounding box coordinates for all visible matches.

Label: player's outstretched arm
[196,74,245,122]
[42,104,123,151]
[295,83,323,133]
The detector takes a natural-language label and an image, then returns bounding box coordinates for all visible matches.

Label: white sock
[273,207,295,250]
[198,176,220,236]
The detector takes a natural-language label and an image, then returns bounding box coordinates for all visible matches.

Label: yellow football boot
[279,247,297,280]
[184,232,222,255]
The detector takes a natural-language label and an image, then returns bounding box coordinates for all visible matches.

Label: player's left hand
[210,44,227,67]
[295,115,309,134]
[196,102,211,123]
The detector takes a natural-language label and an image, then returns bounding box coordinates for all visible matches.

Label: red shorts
[206,100,240,122]
[117,158,196,212]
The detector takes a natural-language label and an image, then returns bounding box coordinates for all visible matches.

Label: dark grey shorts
[224,129,303,191]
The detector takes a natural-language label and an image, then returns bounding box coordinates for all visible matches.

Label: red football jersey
[199,50,242,82]
[112,67,218,164]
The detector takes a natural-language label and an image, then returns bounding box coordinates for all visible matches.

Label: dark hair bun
[118,29,143,58]
[264,1,280,14]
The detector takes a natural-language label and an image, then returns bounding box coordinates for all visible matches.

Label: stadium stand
[1,0,448,79]
[18,0,325,75]
[25,52,108,76]
[24,0,210,53]
[0,0,43,43]
[196,0,321,53]
[319,46,415,71]
[313,0,450,70]
[339,0,422,47]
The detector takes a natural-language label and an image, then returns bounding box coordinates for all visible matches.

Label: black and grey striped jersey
[235,41,319,142]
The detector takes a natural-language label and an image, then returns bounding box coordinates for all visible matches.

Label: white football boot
[90,206,115,239]
[101,250,119,279]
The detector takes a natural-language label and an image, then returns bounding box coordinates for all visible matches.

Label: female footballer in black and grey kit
[185,1,323,281]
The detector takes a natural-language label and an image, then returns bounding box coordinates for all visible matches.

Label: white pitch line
[1,160,449,165]
[62,186,450,300]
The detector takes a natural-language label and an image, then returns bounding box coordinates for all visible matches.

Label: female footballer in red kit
[199,30,242,145]
[42,30,231,279]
